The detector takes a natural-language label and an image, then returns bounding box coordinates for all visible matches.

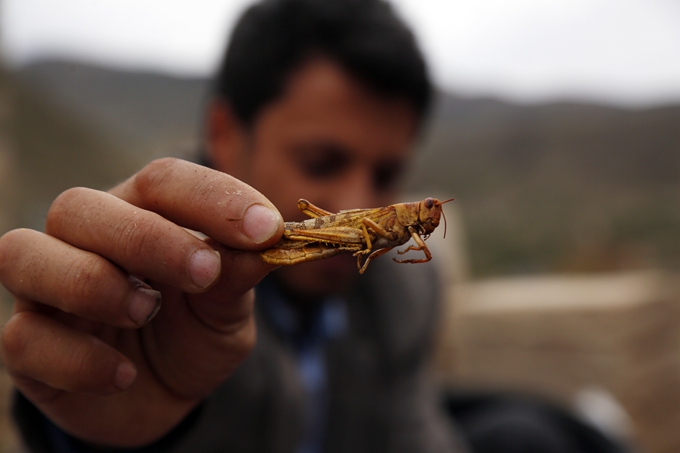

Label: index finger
[110,158,283,249]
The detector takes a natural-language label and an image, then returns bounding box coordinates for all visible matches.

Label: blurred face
[209,57,419,299]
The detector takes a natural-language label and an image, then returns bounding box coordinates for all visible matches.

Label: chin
[273,254,358,299]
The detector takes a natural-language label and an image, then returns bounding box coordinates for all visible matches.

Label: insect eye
[424,198,434,209]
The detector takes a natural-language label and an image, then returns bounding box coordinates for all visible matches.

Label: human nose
[331,167,381,212]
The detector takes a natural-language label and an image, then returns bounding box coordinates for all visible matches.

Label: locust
[261,197,453,274]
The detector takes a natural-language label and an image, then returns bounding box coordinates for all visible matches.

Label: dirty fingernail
[128,286,162,326]
[189,248,221,289]
[242,204,282,244]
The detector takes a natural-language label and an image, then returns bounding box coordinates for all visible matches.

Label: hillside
[410,96,680,275]
[2,64,146,231]
[5,60,680,277]
[15,60,209,160]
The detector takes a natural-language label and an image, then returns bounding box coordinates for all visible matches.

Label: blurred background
[0,0,679,452]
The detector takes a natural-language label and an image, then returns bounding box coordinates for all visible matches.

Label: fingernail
[115,362,137,390]
[128,286,162,326]
[189,248,221,289]
[243,204,281,244]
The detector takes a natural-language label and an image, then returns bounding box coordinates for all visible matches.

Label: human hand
[0,158,283,447]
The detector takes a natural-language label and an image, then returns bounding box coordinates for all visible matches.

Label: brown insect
[261,197,453,274]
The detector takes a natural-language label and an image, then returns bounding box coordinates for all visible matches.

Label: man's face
[211,57,419,298]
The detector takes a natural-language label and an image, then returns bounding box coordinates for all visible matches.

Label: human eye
[294,144,351,180]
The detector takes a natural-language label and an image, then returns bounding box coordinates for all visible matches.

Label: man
[0,0,463,452]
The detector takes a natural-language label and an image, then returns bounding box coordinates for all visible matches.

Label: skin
[0,57,418,447]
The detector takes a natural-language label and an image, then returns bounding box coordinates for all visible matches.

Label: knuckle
[1,312,31,367]
[133,158,179,198]
[46,187,91,233]
[63,254,112,309]
[113,214,164,264]
[68,340,115,391]
[0,229,43,290]
[0,229,29,271]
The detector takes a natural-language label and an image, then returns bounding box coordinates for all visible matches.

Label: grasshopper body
[261,197,452,274]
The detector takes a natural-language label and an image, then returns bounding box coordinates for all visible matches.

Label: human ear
[205,98,249,177]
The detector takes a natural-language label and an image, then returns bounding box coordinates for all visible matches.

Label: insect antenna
[437,198,454,239]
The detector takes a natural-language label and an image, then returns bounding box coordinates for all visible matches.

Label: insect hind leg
[355,247,392,274]
[297,199,333,218]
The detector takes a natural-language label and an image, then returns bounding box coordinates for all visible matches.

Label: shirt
[256,278,348,453]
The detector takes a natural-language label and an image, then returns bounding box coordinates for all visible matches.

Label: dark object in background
[444,391,632,453]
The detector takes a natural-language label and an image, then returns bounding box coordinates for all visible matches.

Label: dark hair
[214,0,432,127]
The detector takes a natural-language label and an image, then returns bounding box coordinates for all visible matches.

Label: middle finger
[45,187,222,293]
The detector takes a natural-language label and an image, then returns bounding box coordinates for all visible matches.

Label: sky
[2,0,680,106]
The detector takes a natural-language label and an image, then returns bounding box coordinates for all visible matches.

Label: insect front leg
[393,226,432,264]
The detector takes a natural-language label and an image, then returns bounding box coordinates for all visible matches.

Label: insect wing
[261,239,360,265]
[285,226,365,245]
